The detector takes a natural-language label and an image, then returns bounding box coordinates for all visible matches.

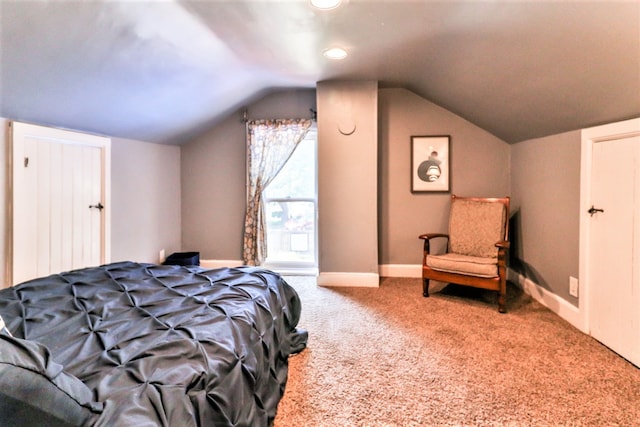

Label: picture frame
[411,135,450,192]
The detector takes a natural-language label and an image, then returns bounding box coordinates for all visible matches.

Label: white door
[11,122,111,285]
[588,135,639,367]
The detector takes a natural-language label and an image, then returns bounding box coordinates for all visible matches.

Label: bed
[0,261,308,426]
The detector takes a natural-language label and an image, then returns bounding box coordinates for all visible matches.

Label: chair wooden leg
[423,278,430,297]
[498,291,506,313]
[498,277,507,313]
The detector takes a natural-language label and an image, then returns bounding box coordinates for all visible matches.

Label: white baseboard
[509,268,587,333]
[200,261,379,288]
[377,265,586,332]
[378,264,422,278]
[200,262,584,331]
[201,261,419,281]
[200,259,243,269]
[317,272,380,288]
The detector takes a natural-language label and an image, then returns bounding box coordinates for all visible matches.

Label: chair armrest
[419,233,449,241]
[419,234,449,260]
[495,240,510,268]
[495,240,510,249]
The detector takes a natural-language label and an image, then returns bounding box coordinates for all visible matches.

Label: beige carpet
[274,277,640,426]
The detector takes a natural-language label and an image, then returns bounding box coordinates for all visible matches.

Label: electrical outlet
[569,276,579,297]
[159,249,166,264]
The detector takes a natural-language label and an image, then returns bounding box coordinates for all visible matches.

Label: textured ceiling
[1,0,639,145]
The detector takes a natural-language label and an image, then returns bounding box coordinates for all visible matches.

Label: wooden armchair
[419,195,510,313]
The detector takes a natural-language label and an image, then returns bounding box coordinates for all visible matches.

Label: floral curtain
[243,119,312,266]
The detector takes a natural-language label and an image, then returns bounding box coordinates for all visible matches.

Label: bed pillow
[0,334,103,427]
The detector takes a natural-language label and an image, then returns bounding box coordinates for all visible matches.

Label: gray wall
[2,88,585,310]
[378,88,511,265]
[2,87,584,307]
[110,137,182,264]
[510,130,581,305]
[316,81,379,274]
[0,119,182,287]
[181,89,317,260]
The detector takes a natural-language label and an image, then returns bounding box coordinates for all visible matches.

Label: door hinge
[24,157,29,167]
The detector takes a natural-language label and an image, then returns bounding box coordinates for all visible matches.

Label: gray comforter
[0,262,307,426]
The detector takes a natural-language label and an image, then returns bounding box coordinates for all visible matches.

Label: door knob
[588,205,604,216]
[89,202,104,211]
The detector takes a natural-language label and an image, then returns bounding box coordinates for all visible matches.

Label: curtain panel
[243,119,312,266]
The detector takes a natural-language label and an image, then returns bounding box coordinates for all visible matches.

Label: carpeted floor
[274,276,640,426]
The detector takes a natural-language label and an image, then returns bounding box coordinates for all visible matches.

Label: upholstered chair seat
[426,253,498,278]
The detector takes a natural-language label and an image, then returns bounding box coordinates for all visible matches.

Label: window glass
[264,137,316,199]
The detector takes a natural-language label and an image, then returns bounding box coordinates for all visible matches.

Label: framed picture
[411,135,450,192]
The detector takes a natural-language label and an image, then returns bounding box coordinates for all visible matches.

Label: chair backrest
[448,195,510,258]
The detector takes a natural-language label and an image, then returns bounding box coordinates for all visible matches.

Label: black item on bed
[163,251,201,266]
[0,262,308,426]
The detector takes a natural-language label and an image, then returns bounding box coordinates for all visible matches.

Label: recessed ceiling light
[323,47,347,60]
[310,0,342,10]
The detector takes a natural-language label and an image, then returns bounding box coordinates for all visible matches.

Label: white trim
[266,267,318,276]
[317,272,380,287]
[579,129,593,334]
[378,264,422,278]
[102,139,111,266]
[581,118,640,143]
[510,268,587,333]
[200,259,318,276]
[579,118,640,336]
[370,264,589,331]
[316,263,588,332]
[200,259,243,269]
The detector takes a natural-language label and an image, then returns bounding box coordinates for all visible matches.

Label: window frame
[262,128,318,275]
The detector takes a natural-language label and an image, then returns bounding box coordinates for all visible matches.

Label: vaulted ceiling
[1,1,638,145]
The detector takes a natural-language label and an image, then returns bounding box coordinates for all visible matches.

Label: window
[263,128,317,274]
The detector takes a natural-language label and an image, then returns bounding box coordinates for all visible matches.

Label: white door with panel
[587,132,639,367]
[11,122,111,285]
